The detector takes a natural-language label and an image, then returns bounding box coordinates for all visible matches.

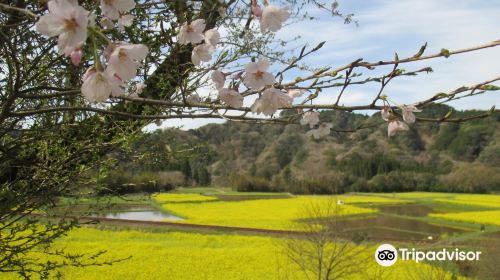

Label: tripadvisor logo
[375,244,398,267]
[375,244,481,267]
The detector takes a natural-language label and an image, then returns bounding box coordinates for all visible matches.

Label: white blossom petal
[388,120,409,137]
[100,0,135,20]
[178,19,206,45]
[108,43,149,81]
[250,88,291,116]
[211,70,225,89]
[219,88,243,108]
[243,58,275,89]
[300,111,320,128]
[191,44,215,66]
[204,28,220,46]
[260,5,289,32]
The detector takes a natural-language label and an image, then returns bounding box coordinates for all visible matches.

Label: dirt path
[32,214,302,236]
[31,214,430,242]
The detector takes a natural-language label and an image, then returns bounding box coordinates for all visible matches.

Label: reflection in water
[337,215,464,242]
[102,211,184,221]
[377,204,435,217]
[332,204,465,242]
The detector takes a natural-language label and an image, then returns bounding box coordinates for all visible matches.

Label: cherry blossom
[36,0,89,57]
[81,67,124,102]
[135,83,146,95]
[100,0,135,21]
[400,104,422,123]
[251,87,292,116]
[288,89,305,99]
[381,105,391,121]
[118,14,134,30]
[387,120,409,137]
[306,123,333,139]
[70,48,83,66]
[260,5,289,32]
[187,94,201,104]
[178,19,206,45]
[191,44,215,66]
[107,44,149,81]
[252,4,263,18]
[219,88,244,108]
[243,57,275,90]
[211,70,226,89]
[300,111,320,128]
[204,29,220,46]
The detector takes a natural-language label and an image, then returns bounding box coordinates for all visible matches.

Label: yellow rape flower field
[152,193,218,203]
[156,195,405,230]
[434,194,500,208]
[1,227,459,280]
[430,210,500,226]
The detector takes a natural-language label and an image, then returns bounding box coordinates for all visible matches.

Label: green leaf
[413,42,428,58]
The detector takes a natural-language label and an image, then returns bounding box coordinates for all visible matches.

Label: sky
[154,0,500,131]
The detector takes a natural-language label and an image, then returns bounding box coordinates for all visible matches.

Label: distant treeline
[97,104,500,195]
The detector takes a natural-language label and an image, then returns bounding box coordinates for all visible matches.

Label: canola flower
[159,195,404,230]
[430,210,500,226]
[434,194,500,208]
[2,227,461,280]
[152,193,217,203]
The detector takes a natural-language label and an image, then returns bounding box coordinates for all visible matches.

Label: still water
[102,210,184,221]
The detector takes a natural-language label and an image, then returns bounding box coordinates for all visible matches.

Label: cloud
[156,0,499,130]
[277,0,500,108]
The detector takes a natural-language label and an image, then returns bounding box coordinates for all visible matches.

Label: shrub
[440,164,500,193]
[230,174,274,192]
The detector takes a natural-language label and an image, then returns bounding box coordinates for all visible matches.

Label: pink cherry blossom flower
[381,105,391,121]
[387,120,409,137]
[81,67,124,102]
[211,70,226,89]
[234,71,243,80]
[186,93,201,104]
[287,89,305,99]
[250,87,292,116]
[36,0,89,57]
[191,44,215,66]
[300,111,320,128]
[100,0,135,21]
[260,5,289,32]
[306,123,333,139]
[135,83,146,94]
[252,4,263,18]
[204,28,220,46]
[118,14,134,30]
[243,57,275,90]
[107,43,149,81]
[70,48,82,66]
[400,104,422,123]
[178,19,206,45]
[219,88,243,108]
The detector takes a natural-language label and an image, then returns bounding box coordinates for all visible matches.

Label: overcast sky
[153,0,500,131]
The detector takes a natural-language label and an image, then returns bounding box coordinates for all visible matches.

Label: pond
[377,204,435,216]
[330,203,468,243]
[336,215,464,243]
[51,203,184,222]
[102,210,184,222]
